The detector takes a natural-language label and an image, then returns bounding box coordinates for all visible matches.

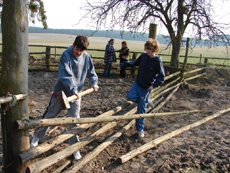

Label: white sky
[29,0,230,36]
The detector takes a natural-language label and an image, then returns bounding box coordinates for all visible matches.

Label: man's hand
[117,66,121,71]
[74,93,81,100]
[147,86,154,92]
[92,85,99,92]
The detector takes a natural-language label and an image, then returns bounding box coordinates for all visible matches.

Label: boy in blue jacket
[30,35,99,160]
[117,39,165,138]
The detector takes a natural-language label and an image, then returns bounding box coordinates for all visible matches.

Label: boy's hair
[73,35,89,51]
[144,38,160,52]
[122,41,127,47]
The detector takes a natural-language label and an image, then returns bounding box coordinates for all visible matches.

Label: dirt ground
[2,67,230,172]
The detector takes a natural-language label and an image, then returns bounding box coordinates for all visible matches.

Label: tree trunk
[1,0,29,172]
[170,0,184,67]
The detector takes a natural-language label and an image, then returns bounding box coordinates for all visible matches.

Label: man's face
[72,45,85,57]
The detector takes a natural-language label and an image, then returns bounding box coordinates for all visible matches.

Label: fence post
[199,54,202,64]
[131,52,137,74]
[181,37,190,80]
[203,58,208,73]
[45,46,51,71]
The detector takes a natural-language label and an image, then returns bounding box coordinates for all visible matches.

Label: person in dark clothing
[119,41,130,78]
[117,38,165,138]
[102,38,116,78]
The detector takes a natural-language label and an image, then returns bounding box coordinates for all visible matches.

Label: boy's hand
[117,66,121,71]
[74,93,81,100]
[92,85,99,92]
[147,86,154,92]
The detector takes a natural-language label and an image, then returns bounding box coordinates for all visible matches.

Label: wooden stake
[117,108,230,164]
[17,101,133,164]
[15,110,201,130]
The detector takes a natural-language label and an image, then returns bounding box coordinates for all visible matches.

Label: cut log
[117,108,230,164]
[0,93,27,104]
[17,101,133,164]
[183,67,206,76]
[26,103,138,173]
[15,110,201,130]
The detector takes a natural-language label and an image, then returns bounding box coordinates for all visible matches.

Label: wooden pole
[15,110,200,130]
[149,23,158,39]
[131,53,137,74]
[183,67,206,76]
[45,46,51,71]
[184,73,206,82]
[26,103,138,173]
[65,120,136,173]
[0,1,30,172]
[17,101,133,164]
[0,94,27,105]
[181,37,190,80]
[151,77,181,98]
[117,108,230,164]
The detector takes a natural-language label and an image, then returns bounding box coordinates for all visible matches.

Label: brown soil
[2,67,230,172]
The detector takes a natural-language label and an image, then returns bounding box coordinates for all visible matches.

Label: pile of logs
[2,67,230,173]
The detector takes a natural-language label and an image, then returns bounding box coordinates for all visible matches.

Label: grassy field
[0,33,230,66]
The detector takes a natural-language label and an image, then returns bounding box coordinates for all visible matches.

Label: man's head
[144,38,160,53]
[72,35,89,57]
[109,38,114,45]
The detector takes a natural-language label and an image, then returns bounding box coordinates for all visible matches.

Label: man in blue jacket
[30,35,99,160]
[118,38,165,138]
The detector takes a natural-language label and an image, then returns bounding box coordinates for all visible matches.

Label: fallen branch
[17,101,133,164]
[15,110,200,130]
[183,67,206,76]
[117,108,230,164]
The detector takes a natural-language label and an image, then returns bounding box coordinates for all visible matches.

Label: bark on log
[26,103,137,173]
[117,108,230,164]
[0,94,27,104]
[17,101,133,164]
[52,160,71,173]
[15,110,200,130]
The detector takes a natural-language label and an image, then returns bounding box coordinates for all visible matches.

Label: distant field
[0,33,229,66]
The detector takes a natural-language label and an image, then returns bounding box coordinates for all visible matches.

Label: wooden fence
[0,44,230,73]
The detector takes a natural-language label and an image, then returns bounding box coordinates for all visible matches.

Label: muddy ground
[2,67,230,172]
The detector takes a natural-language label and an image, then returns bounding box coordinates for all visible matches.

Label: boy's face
[145,48,154,57]
[72,45,85,57]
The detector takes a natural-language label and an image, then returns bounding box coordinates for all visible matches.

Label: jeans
[126,82,149,131]
[35,95,81,145]
[102,63,112,78]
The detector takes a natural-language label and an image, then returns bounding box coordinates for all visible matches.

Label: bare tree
[81,0,230,66]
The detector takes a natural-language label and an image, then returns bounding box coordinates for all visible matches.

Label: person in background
[102,38,116,78]
[119,41,130,78]
[30,35,99,160]
[117,38,165,138]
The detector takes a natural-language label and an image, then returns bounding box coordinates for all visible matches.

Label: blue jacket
[119,53,165,89]
[104,42,116,63]
[53,46,98,97]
